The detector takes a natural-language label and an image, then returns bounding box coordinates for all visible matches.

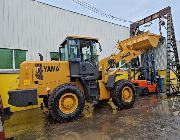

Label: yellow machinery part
[0,73,43,112]
[18,61,84,96]
[59,93,78,114]
[117,32,160,51]
[99,32,160,83]
[121,86,133,103]
[98,80,111,100]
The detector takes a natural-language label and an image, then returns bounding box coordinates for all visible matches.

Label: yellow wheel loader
[8,32,160,122]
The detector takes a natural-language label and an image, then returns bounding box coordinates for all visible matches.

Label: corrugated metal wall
[0,0,180,70]
[144,40,167,70]
[0,0,129,61]
[145,41,180,70]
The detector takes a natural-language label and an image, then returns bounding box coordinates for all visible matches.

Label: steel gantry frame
[129,6,180,95]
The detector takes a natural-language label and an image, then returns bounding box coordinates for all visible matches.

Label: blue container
[157,77,164,92]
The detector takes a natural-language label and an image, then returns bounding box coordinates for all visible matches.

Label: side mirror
[38,53,43,61]
[98,42,102,52]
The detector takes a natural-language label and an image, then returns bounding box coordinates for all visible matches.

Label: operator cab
[59,36,101,103]
[59,36,101,65]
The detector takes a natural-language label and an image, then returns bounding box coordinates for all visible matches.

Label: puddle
[82,102,94,118]
[3,95,180,140]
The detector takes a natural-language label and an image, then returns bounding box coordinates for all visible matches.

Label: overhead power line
[72,0,133,24]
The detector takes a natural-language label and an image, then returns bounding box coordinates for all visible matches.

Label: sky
[37,0,180,40]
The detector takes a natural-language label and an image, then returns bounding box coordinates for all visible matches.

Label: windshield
[80,40,98,62]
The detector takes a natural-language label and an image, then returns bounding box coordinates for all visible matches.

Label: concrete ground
[3,95,180,140]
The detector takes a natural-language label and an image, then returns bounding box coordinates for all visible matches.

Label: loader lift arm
[99,32,160,84]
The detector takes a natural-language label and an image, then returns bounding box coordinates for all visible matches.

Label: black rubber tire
[112,80,136,109]
[48,84,85,122]
[142,88,149,96]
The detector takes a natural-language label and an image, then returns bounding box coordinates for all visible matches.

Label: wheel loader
[8,32,160,122]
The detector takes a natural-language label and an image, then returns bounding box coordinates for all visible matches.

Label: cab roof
[67,36,99,41]
[60,36,99,46]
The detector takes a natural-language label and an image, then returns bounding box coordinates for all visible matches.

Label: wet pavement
[3,95,180,140]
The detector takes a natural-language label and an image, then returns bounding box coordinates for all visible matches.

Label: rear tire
[112,80,136,109]
[48,84,85,122]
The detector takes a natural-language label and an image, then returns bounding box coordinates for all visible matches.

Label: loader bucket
[118,32,160,51]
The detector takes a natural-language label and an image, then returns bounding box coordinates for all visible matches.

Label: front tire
[48,84,85,122]
[112,80,136,109]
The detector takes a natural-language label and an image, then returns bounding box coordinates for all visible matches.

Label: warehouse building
[0,0,131,71]
[0,0,180,72]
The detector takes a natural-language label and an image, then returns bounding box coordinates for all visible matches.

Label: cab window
[80,40,98,62]
[69,39,78,60]
[81,44,91,61]
[60,41,68,61]
[60,39,78,61]
[91,41,99,62]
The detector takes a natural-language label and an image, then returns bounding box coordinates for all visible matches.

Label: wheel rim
[59,93,78,114]
[122,86,133,102]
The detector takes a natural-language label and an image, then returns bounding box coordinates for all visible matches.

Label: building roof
[34,0,129,29]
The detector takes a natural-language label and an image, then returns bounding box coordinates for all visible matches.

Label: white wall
[1,0,179,71]
[0,0,130,61]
